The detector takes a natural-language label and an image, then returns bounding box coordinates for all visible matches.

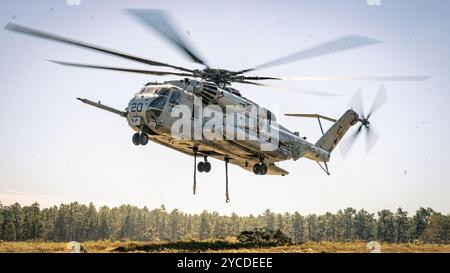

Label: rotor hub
[359,117,370,127]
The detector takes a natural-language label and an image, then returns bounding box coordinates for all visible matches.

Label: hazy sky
[0,0,449,215]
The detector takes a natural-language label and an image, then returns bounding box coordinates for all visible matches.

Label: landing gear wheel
[197,161,205,172]
[260,163,268,175]
[139,133,149,145]
[203,162,211,173]
[132,133,140,146]
[253,164,261,175]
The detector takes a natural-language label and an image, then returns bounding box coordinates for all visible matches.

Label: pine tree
[41,206,57,241]
[354,209,376,242]
[199,210,210,240]
[97,206,111,240]
[377,209,395,242]
[230,213,240,234]
[170,209,180,241]
[0,202,4,240]
[412,207,434,241]
[320,212,337,241]
[421,213,450,244]
[305,214,318,242]
[10,203,24,241]
[394,208,409,243]
[2,207,16,241]
[263,209,275,231]
[291,212,305,243]
[343,207,356,242]
[1,202,450,244]
[85,203,97,241]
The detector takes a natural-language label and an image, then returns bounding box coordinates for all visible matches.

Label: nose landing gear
[132,132,149,145]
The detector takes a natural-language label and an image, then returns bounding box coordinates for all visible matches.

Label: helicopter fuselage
[125,79,332,175]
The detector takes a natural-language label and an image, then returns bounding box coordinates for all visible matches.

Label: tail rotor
[340,85,387,157]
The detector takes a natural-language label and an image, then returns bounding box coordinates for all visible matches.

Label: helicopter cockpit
[136,86,181,122]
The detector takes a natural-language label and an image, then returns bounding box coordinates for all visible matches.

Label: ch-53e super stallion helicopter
[5,10,430,202]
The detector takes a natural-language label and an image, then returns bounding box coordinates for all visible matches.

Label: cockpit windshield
[145,95,167,121]
[155,87,171,96]
[138,86,158,94]
[138,86,172,96]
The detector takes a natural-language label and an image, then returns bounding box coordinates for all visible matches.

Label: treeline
[0,202,448,244]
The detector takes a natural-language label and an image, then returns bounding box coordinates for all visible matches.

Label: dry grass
[0,241,449,253]
[209,242,450,253]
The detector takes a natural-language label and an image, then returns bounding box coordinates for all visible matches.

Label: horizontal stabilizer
[285,113,337,122]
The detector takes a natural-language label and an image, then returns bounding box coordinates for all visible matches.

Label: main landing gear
[192,148,213,194]
[192,146,230,203]
[253,162,268,175]
[132,132,148,146]
[197,156,211,173]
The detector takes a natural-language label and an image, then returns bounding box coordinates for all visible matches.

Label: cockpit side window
[148,96,167,110]
[169,90,181,105]
[267,110,276,123]
[146,109,162,121]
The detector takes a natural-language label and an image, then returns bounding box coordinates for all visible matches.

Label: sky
[0,0,449,216]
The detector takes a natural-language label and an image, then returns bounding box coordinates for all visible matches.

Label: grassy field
[0,240,449,253]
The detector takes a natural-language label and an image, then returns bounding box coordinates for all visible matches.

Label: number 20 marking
[130,103,143,112]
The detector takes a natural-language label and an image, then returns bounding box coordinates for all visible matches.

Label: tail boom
[315,109,359,152]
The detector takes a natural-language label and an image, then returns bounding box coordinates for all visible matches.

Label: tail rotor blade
[368,84,387,117]
[340,125,362,158]
[348,87,364,116]
[365,126,379,154]
[341,85,385,157]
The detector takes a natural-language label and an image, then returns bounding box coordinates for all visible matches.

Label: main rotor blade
[234,80,267,86]
[48,60,194,77]
[279,75,431,81]
[241,76,282,81]
[241,81,342,97]
[348,87,364,116]
[367,84,388,118]
[237,35,382,74]
[127,9,207,66]
[285,89,343,97]
[4,23,194,73]
[280,75,431,82]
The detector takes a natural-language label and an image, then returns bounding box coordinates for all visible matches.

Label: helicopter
[4,9,430,202]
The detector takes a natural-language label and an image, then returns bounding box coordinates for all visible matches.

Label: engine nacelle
[193,81,250,109]
[193,82,223,104]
